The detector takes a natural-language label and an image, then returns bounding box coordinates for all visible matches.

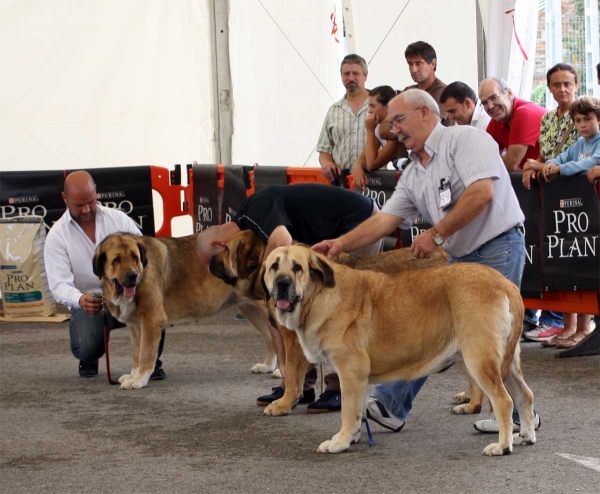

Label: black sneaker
[79,360,98,378]
[306,390,341,414]
[150,367,166,381]
[256,386,315,406]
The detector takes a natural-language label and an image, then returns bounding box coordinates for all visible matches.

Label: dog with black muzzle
[92,232,276,389]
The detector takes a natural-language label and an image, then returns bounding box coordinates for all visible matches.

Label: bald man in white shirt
[44,171,166,379]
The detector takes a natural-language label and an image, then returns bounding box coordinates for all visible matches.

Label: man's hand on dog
[312,239,343,258]
[410,230,436,259]
[80,292,102,315]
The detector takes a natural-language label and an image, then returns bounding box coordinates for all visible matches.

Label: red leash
[101,305,120,385]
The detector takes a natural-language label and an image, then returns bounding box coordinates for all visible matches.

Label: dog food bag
[0,216,56,317]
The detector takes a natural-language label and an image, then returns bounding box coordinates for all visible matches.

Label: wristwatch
[430,227,445,246]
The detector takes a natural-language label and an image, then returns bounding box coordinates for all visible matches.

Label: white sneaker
[523,325,564,342]
[365,397,405,432]
[474,412,541,433]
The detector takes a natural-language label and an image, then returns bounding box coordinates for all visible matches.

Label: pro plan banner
[510,172,543,298]
[540,173,600,292]
[0,171,66,231]
[192,164,219,233]
[76,167,155,236]
[221,165,253,224]
[400,215,434,249]
[361,170,400,250]
[1,167,155,236]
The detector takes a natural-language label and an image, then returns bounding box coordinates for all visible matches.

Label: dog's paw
[482,442,512,456]
[250,363,275,374]
[452,403,482,415]
[264,399,292,416]
[452,391,470,404]
[317,436,350,454]
[272,369,282,379]
[120,372,150,390]
[118,374,132,384]
[513,431,536,446]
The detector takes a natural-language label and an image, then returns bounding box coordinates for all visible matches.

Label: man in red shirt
[479,77,547,171]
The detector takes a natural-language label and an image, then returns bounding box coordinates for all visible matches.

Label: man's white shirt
[44,205,141,310]
[471,99,492,132]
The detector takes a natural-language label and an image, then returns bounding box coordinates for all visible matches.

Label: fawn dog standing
[261,245,535,456]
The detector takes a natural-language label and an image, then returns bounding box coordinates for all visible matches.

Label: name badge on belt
[439,178,452,210]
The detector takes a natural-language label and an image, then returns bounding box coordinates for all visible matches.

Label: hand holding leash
[80,291,103,315]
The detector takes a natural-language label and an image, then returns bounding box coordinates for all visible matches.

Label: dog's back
[333,247,448,272]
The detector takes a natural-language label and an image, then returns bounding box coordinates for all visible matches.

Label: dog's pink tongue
[123,286,136,298]
[276,298,291,311]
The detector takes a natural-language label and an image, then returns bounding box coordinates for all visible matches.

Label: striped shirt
[382,124,524,257]
[316,95,369,170]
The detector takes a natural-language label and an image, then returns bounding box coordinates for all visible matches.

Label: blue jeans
[524,309,564,328]
[70,308,165,367]
[372,226,527,421]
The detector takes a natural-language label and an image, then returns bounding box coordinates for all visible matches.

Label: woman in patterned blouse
[522,63,580,189]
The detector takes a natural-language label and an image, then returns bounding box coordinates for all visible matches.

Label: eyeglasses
[480,93,501,107]
[388,106,422,130]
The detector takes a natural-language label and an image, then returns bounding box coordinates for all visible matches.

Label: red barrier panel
[151,166,193,238]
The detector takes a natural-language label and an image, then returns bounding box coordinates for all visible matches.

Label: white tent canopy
[1,0,541,173]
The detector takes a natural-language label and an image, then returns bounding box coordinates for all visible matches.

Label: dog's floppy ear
[137,240,147,268]
[92,248,106,279]
[259,262,271,302]
[237,237,262,280]
[309,252,336,288]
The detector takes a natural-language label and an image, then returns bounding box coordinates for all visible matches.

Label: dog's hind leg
[463,350,514,456]
[452,370,484,415]
[238,303,277,375]
[317,353,369,454]
[504,346,536,447]
[119,325,142,385]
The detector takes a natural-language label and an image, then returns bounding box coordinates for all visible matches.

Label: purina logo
[369,177,382,186]
[7,196,39,205]
[97,191,126,200]
[198,197,210,204]
[559,198,583,208]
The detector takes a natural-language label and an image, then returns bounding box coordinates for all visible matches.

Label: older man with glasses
[479,77,547,171]
[313,88,541,437]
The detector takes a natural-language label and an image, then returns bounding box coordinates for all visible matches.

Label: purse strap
[553,121,575,158]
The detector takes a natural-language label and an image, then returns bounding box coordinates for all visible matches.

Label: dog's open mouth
[275,296,295,312]
[114,279,137,298]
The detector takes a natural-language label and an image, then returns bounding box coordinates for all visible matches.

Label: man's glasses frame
[388,106,422,130]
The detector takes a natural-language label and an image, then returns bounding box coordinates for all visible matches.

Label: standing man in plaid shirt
[317,54,370,187]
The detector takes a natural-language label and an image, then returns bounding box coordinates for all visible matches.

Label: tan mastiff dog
[261,245,535,456]
[92,232,275,389]
[208,230,473,416]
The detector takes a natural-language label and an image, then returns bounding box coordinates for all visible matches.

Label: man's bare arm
[502,144,528,171]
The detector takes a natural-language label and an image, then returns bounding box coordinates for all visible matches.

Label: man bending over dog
[313,89,541,436]
[197,183,383,413]
[44,171,166,379]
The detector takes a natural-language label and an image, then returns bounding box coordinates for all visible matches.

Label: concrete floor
[1,307,599,494]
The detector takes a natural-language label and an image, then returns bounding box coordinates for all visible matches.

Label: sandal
[555,333,590,349]
[541,334,571,348]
